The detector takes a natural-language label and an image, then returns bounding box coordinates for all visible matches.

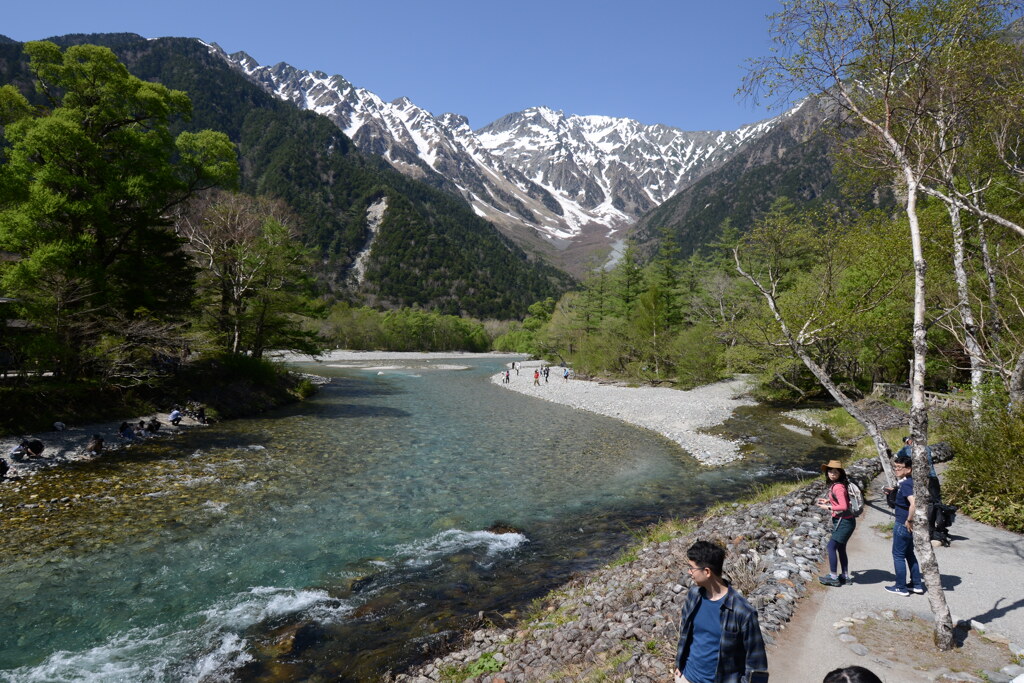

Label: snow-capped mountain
[208,43,782,266]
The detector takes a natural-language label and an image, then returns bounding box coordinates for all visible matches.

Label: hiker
[85,434,104,456]
[882,454,925,596]
[896,436,944,546]
[563,367,570,382]
[9,439,32,461]
[674,540,768,683]
[169,406,182,426]
[533,369,540,386]
[816,459,856,587]
[146,417,161,434]
[118,422,135,440]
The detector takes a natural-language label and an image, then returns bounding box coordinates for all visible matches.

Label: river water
[0,359,845,682]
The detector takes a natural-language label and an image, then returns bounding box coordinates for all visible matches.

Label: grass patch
[522,590,576,630]
[636,518,697,545]
[872,521,894,538]
[439,652,504,682]
[817,406,866,441]
[846,427,907,463]
[747,479,812,504]
[608,518,698,569]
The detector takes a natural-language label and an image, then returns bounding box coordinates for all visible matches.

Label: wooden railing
[871,383,969,411]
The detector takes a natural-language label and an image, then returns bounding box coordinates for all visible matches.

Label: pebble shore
[493,361,755,466]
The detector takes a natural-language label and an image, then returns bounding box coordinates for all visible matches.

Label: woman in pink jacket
[817,459,856,587]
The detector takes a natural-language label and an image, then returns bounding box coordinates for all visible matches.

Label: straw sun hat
[820,459,845,473]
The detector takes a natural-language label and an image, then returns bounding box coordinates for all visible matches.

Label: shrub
[944,391,1024,533]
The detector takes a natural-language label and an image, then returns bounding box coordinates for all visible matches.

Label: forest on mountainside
[0,34,573,320]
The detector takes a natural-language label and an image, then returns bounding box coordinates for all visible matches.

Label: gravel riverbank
[492,360,755,466]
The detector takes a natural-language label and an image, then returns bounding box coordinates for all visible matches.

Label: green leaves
[0,41,238,378]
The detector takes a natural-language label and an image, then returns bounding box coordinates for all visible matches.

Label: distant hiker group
[503,361,569,386]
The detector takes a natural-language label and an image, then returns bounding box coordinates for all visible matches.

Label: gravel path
[493,360,755,466]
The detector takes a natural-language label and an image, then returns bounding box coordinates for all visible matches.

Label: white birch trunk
[948,202,984,421]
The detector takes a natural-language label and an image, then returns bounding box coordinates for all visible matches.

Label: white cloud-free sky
[3,0,785,131]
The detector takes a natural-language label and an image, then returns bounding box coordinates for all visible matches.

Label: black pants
[926,475,944,537]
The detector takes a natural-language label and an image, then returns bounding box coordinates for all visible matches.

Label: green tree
[176,190,320,358]
[0,41,237,377]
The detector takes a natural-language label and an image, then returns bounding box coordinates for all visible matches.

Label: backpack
[847,481,865,517]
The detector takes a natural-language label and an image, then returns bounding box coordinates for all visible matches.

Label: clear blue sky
[4,0,782,131]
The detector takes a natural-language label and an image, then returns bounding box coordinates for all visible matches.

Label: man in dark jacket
[675,540,768,683]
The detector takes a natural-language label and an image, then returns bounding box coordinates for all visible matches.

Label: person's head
[823,665,883,683]
[820,459,848,485]
[686,540,726,584]
[119,422,129,431]
[893,454,913,477]
[903,435,914,445]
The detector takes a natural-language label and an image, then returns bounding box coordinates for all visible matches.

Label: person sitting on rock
[85,434,104,455]
[135,420,148,437]
[146,417,161,434]
[118,422,135,440]
[25,439,44,458]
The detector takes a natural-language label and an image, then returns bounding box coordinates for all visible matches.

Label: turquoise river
[0,358,846,682]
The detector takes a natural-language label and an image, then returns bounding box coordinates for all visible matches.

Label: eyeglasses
[686,565,707,575]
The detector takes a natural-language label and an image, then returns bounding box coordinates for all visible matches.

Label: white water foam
[0,587,352,683]
[393,529,528,568]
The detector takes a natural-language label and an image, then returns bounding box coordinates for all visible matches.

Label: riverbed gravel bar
[493,360,755,466]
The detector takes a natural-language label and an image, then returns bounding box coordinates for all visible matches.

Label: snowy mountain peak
[206,41,782,270]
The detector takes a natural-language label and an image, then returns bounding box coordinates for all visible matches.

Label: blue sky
[4,0,782,131]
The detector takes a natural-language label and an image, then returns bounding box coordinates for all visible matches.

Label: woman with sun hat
[817,459,856,587]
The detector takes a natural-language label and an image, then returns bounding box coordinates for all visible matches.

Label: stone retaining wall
[394,458,883,682]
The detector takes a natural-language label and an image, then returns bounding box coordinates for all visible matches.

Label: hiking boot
[884,585,911,596]
[819,575,841,587]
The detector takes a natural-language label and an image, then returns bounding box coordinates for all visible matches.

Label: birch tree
[744,0,1020,649]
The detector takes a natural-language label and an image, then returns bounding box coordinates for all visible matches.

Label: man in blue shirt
[884,454,925,596]
[896,436,944,545]
[674,540,768,683]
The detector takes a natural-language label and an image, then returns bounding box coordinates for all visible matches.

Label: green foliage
[944,389,1024,532]
[439,652,504,682]
[0,41,237,379]
[322,304,490,352]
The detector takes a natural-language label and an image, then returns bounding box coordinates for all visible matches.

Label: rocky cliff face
[207,43,783,272]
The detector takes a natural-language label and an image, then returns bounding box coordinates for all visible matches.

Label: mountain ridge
[207,43,789,274]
